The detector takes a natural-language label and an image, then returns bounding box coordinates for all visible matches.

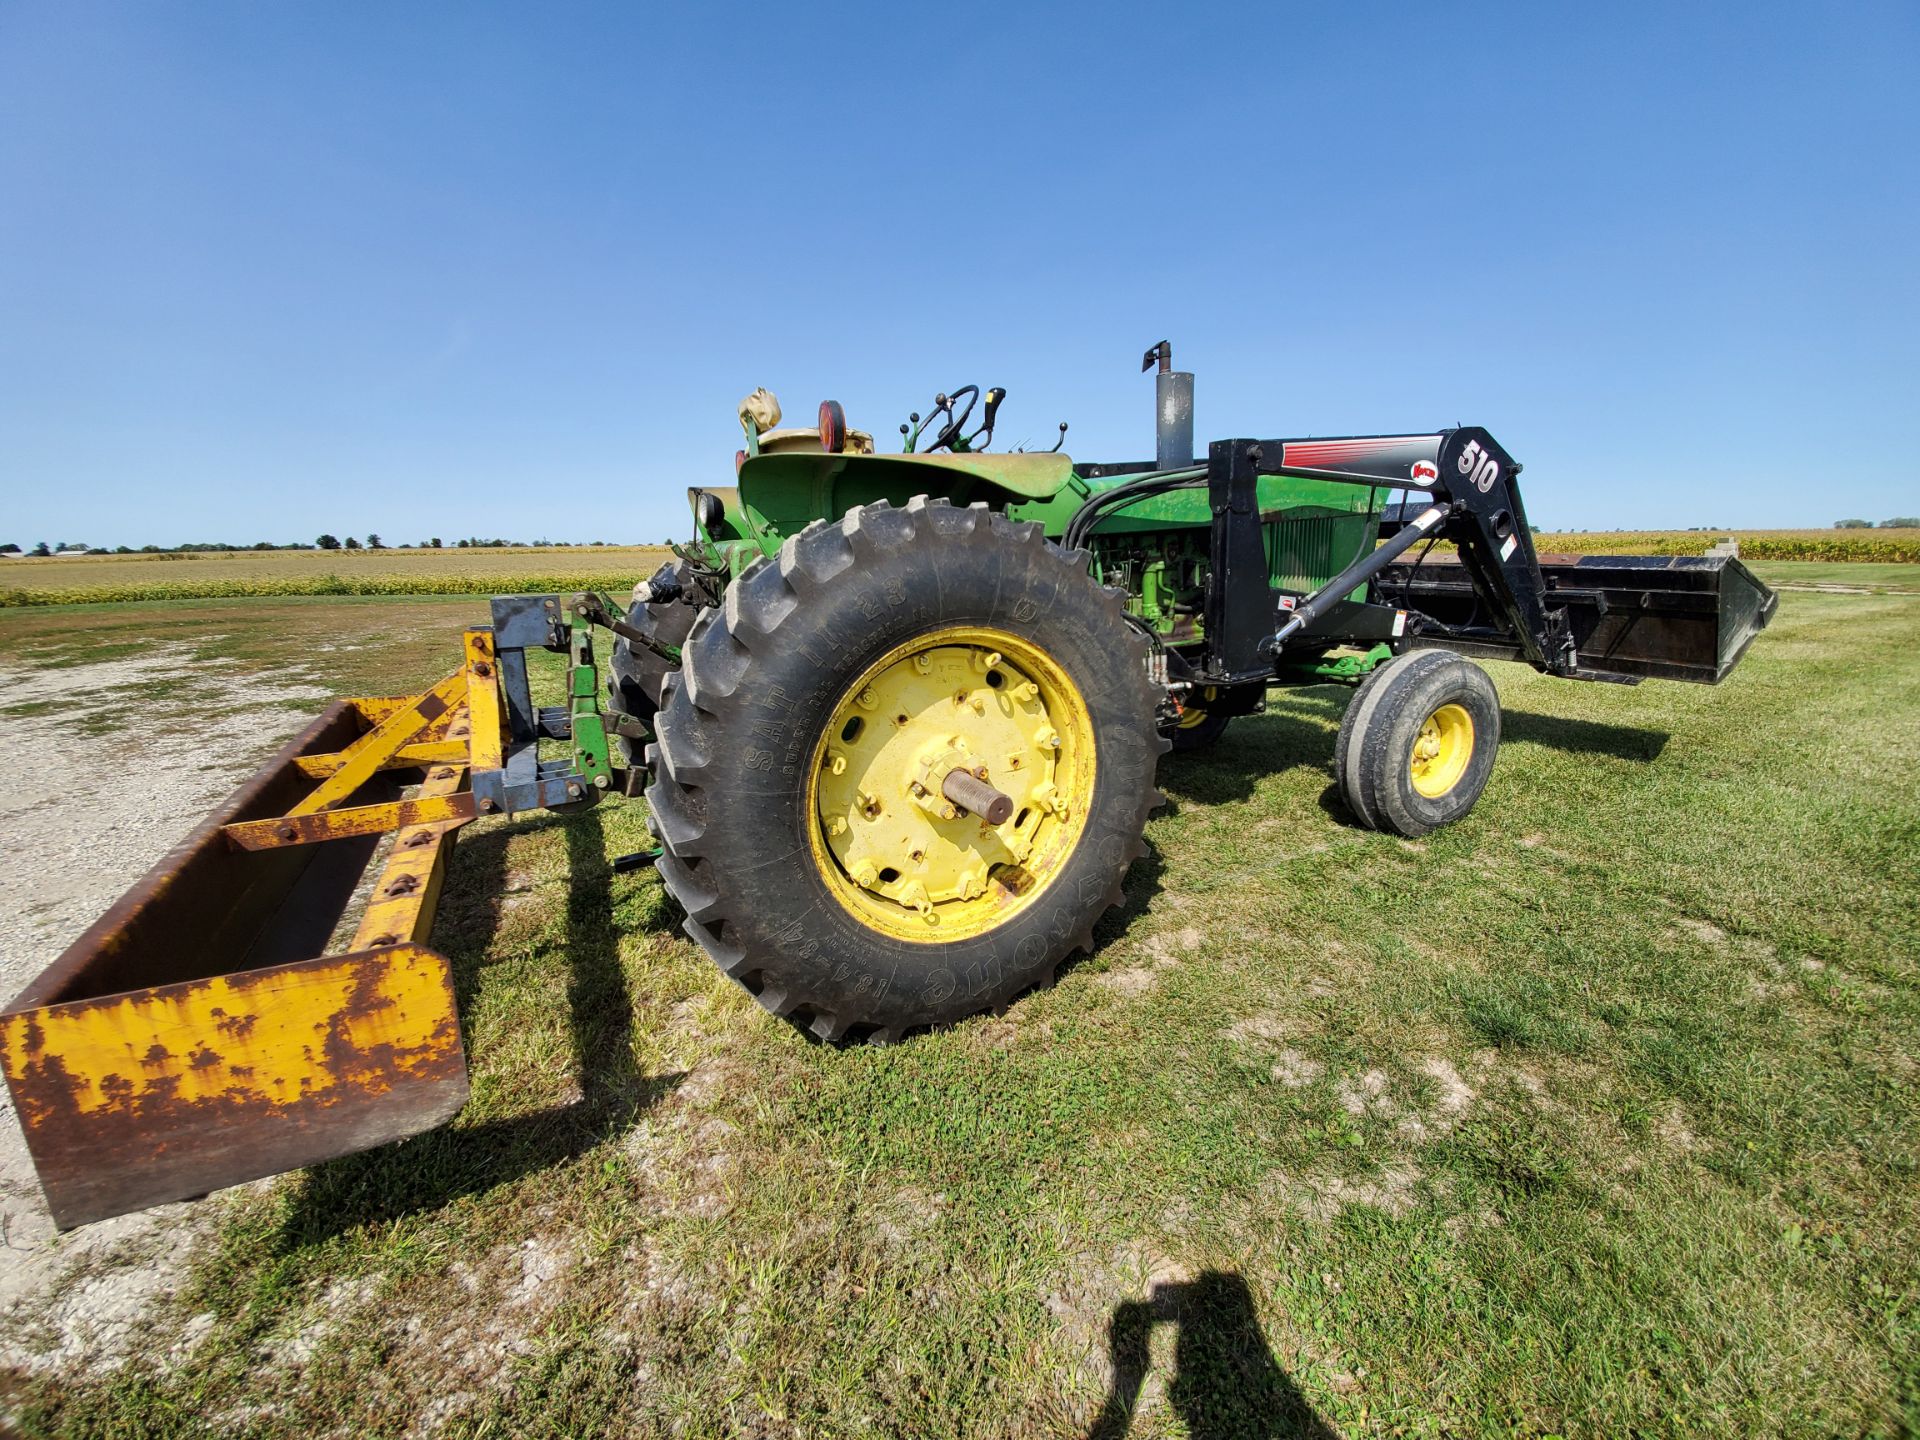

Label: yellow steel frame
[0,626,521,1229]
[215,627,513,939]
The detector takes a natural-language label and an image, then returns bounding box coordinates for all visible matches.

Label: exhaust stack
[1142,340,1193,469]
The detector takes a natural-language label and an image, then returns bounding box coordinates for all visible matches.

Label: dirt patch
[1674,917,1729,945]
[1336,1069,1392,1118]
[1097,926,1201,999]
[1267,1163,1426,1223]
[0,644,329,1375]
[1271,1051,1324,1088]
[1144,926,1203,965]
[1095,964,1159,997]
[1421,1057,1475,1118]
[0,1212,207,1374]
[0,644,329,982]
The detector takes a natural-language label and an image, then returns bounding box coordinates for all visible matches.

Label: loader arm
[1203,430,1576,679]
[1200,430,1773,687]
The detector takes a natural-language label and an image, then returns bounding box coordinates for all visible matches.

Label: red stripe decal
[1281,436,1434,468]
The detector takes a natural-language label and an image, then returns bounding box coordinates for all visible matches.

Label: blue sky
[1,3,1915,547]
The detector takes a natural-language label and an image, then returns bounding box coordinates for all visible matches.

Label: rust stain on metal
[1,946,467,1227]
[288,670,468,817]
[0,655,493,1228]
[293,739,468,780]
[223,793,476,850]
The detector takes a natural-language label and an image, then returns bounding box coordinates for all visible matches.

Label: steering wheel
[925,385,979,452]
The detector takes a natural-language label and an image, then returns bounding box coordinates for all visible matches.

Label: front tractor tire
[1334,649,1501,837]
[607,560,701,763]
[647,498,1167,1042]
[1167,685,1235,752]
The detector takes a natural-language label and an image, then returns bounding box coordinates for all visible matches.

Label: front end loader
[3,347,1776,1227]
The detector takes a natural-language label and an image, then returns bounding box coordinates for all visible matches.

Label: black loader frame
[1195,429,1774,689]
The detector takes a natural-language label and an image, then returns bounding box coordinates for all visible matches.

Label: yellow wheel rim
[1409,702,1474,799]
[1177,685,1219,730]
[806,625,1096,943]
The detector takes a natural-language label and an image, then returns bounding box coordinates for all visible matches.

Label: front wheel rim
[806,625,1097,943]
[1409,702,1474,798]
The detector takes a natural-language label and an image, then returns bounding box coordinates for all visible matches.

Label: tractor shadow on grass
[278,808,683,1248]
[1157,689,1350,812]
[1155,686,1668,832]
[1499,708,1669,763]
[1084,1272,1337,1440]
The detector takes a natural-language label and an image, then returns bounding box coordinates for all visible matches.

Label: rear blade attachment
[1382,553,1779,684]
[0,628,511,1229]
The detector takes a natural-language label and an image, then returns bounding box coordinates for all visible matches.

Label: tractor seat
[739,388,875,456]
[756,426,876,456]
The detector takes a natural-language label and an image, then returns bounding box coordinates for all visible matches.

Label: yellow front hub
[1409,702,1474,798]
[1177,685,1219,729]
[807,625,1096,943]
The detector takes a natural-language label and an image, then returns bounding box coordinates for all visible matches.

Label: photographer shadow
[1086,1272,1338,1439]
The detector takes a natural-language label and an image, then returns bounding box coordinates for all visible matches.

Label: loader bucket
[1383,552,1779,684]
[1,640,499,1229]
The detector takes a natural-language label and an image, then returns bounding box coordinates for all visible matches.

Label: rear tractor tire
[646,497,1168,1042]
[1334,650,1500,837]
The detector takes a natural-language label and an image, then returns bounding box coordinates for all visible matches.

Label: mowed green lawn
[3,573,1917,1438]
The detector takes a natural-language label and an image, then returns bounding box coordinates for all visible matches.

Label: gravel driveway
[0,643,328,1374]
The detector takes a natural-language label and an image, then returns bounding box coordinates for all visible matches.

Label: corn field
[1533,529,1920,562]
[0,546,675,607]
[1,532,1915,608]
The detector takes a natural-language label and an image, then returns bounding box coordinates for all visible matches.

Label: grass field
[1746,561,1920,594]
[1,573,1917,1437]
[1,531,1914,608]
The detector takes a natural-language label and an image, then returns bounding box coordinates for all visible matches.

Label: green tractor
[608,344,1777,1043]
[1,343,1782,1228]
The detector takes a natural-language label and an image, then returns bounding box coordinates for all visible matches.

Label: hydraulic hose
[1064,466,1207,552]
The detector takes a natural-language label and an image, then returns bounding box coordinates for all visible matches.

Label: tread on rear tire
[646,497,1168,1042]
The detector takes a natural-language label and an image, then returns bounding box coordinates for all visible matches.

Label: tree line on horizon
[0,534,649,556]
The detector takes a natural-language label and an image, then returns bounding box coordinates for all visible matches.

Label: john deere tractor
[1,343,1777,1227]
[603,344,1776,1042]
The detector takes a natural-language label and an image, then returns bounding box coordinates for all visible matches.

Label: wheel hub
[809,627,1095,941]
[1176,684,1219,729]
[1409,702,1474,798]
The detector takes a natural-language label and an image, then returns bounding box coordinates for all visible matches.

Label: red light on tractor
[818,400,847,454]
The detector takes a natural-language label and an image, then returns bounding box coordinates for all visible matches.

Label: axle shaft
[941,768,1014,825]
